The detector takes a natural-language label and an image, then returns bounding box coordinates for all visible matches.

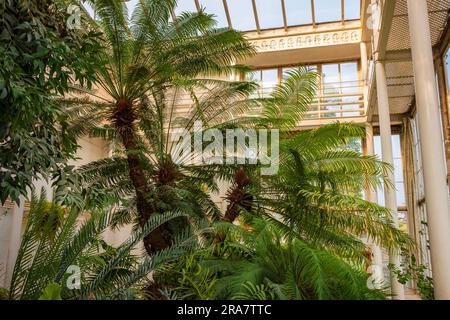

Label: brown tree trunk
[115,99,171,255]
[214,168,253,244]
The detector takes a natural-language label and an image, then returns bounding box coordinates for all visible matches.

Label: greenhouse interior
[1,0,450,302]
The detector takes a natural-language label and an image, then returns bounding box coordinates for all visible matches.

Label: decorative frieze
[249,29,361,53]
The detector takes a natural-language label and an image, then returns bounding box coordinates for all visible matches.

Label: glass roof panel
[82,2,95,18]
[126,0,139,19]
[314,0,342,23]
[172,0,361,32]
[227,0,256,31]
[199,0,228,28]
[344,0,361,20]
[254,0,283,30]
[285,0,313,26]
[174,0,198,16]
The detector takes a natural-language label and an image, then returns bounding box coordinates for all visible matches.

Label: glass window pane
[322,64,339,83]
[340,62,358,82]
[322,64,340,95]
[227,0,256,31]
[283,66,317,80]
[255,0,283,30]
[314,0,342,23]
[199,0,228,28]
[126,0,139,19]
[344,0,361,20]
[261,69,279,88]
[340,62,359,94]
[282,67,297,80]
[392,135,402,158]
[446,47,450,93]
[247,71,262,82]
[394,158,404,182]
[82,2,95,18]
[285,0,313,26]
[396,182,406,207]
[175,0,198,16]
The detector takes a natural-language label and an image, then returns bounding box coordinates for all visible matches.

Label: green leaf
[38,283,62,300]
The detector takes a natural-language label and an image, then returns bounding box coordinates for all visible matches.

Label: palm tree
[7,191,197,300]
[206,217,387,300]
[130,70,413,300]
[212,69,412,263]
[251,122,413,264]
[61,0,262,254]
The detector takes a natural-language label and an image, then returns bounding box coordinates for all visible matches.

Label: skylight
[226,0,256,31]
[174,0,198,16]
[314,0,342,23]
[254,0,283,30]
[121,0,362,32]
[285,0,313,26]
[344,0,361,20]
[199,0,229,28]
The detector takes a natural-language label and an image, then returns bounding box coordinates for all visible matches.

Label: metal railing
[170,80,365,121]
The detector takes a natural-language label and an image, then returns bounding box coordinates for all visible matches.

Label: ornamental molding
[249,29,362,53]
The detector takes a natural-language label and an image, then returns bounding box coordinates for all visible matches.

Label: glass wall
[374,135,406,208]
[247,68,279,97]
[445,46,450,104]
[247,61,362,119]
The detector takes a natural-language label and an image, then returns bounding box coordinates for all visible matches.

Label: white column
[360,42,370,111]
[6,198,25,286]
[375,60,405,300]
[365,125,384,283]
[407,0,450,299]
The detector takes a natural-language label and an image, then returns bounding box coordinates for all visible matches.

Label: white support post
[407,0,450,299]
[375,60,405,300]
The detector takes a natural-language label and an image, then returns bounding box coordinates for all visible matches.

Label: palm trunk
[115,99,171,255]
[215,168,253,244]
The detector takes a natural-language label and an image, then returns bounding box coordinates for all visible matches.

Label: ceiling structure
[115,0,361,32]
[173,0,361,32]
[370,0,450,120]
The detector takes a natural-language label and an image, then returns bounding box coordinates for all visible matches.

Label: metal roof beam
[222,0,232,29]
[251,0,261,33]
[311,0,317,28]
[281,0,288,31]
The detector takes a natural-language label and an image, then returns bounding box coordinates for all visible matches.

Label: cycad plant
[206,217,386,300]
[61,0,263,254]
[252,123,413,264]
[7,191,197,300]
[210,69,412,266]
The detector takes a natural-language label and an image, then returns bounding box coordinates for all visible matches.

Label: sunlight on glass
[340,62,359,94]
[199,0,228,28]
[255,0,283,30]
[314,0,342,23]
[285,0,313,26]
[174,0,198,16]
[82,2,95,18]
[446,48,450,93]
[374,135,406,207]
[227,0,256,31]
[125,0,139,19]
[344,0,361,20]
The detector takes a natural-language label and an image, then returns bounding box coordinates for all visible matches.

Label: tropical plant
[58,0,266,255]
[209,70,413,268]
[164,217,385,300]
[220,218,387,300]
[8,191,198,300]
[251,123,413,265]
[390,249,434,300]
[0,0,101,204]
